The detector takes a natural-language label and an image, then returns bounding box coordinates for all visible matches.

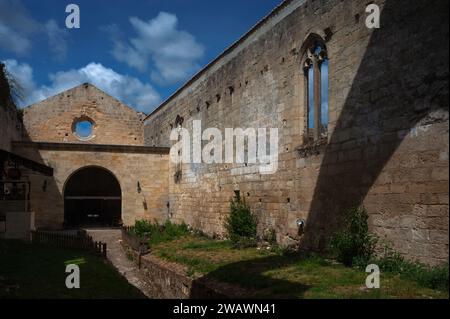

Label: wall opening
[302,35,329,142]
[64,166,121,228]
[72,116,95,141]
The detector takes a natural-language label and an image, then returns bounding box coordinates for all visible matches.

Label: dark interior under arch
[64,166,121,228]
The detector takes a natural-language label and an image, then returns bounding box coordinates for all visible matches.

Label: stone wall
[121,240,247,299]
[17,84,169,229]
[144,0,449,265]
[13,144,169,229]
[23,83,145,145]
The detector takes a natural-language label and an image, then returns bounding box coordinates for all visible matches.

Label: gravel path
[86,229,152,298]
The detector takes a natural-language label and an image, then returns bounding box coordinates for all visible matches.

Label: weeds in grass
[368,243,449,291]
[183,240,231,251]
[131,219,190,247]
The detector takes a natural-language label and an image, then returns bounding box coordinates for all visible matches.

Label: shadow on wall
[0,64,64,229]
[301,0,449,251]
[14,131,64,230]
[186,2,450,297]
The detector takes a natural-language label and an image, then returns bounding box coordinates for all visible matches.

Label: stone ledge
[12,141,170,155]
[296,138,328,158]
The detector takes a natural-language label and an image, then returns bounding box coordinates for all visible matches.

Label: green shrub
[328,206,448,291]
[414,263,449,291]
[148,219,190,246]
[225,192,257,248]
[131,219,190,246]
[374,243,449,291]
[329,206,377,267]
[132,219,155,238]
[373,243,409,272]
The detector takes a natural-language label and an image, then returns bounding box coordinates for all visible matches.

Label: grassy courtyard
[151,235,449,299]
[1,232,447,299]
[0,240,145,299]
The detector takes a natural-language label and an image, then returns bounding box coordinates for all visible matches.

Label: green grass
[0,240,146,299]
[152,235,449,299]
[367,245,449,291]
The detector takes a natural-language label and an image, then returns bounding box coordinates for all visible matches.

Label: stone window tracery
[303,39,329,142]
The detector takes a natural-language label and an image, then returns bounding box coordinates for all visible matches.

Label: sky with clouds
[0,0,282,113]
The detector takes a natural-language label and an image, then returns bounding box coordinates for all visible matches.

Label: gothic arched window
[303,40,328,141]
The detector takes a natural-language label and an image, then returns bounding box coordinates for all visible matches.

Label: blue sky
[308,60,329,128]
[75,120,93,138]
[0,0,282,114]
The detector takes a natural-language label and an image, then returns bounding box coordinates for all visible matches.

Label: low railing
[30,230,107,258]
[121,226,149,254]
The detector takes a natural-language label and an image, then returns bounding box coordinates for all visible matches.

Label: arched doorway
[64,166,121,228]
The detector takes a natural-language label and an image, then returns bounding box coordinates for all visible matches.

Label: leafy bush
[329,206,377,267]
[225,192,258,248]
[131,219,190,246]
[414,263,449,291]
[132,219,155,238]
[149,219,190,246]
[372,243,408,272]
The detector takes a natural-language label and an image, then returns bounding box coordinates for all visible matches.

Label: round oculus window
[73,118,95,140]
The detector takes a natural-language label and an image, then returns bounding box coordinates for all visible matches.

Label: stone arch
[63,165,122,228]
[300,32,327,57]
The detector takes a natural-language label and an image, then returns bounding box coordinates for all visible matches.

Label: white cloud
[3,59,161,114]
[0,0,68,60]
[0,22,32,55]
[107,12,205,85]
[44,20,68,61]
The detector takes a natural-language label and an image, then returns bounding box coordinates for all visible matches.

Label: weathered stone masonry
[14,84,170,229]
[144,0,449,265]
[23,83,145,145]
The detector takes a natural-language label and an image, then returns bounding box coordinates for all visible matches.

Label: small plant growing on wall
[225,191,258,248]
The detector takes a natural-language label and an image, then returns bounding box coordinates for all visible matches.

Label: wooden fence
[30,230,107,258]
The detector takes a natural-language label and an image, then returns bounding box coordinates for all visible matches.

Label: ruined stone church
[1,0,448,265]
